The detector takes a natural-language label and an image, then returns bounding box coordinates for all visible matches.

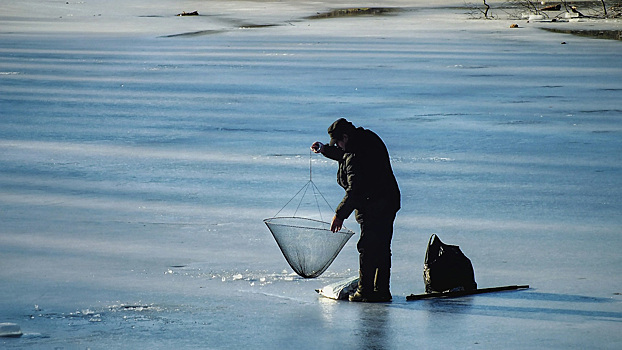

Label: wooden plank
[406,285,529,301]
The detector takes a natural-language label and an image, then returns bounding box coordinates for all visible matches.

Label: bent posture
[312,118,400,302]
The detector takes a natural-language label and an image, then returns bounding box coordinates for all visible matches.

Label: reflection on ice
[490,291,618,303]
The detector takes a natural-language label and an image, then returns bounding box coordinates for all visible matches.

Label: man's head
[328,118,355,149]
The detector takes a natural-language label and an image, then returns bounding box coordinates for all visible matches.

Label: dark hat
[327,118,355,146]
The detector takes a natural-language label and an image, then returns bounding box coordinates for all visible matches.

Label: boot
[373,267,392,302]
[349,268,375,302]
[348,290,370,302]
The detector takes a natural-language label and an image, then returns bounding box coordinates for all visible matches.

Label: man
[311,118,400,302]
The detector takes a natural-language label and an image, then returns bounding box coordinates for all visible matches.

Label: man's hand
[330,215,343,232]
[310,141,324,154]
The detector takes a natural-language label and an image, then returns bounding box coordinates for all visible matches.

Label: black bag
[423,234,477,293]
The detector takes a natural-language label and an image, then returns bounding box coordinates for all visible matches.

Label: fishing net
[265,216,354,278]
[264,154,355,278]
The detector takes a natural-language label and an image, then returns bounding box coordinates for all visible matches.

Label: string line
[271,150,334,220]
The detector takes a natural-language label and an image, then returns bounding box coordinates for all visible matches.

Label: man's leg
[373,213,395,301]
[349,218,377,301]
[350,214,394,302]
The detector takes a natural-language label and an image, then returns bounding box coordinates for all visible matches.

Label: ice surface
[0,323,22,338]
[1,0,621,349]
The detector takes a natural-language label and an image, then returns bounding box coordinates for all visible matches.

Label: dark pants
[356,211,396,295]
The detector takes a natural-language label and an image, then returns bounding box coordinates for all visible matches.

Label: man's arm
[320,144,344,161]
[335,153,365,221]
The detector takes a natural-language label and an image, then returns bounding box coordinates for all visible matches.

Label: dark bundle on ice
[423,234,477,293]
[177,11,199,16]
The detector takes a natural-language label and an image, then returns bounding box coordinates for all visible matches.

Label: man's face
[336,134,348,150]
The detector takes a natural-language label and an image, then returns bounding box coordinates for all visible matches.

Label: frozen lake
[1,0,621,348]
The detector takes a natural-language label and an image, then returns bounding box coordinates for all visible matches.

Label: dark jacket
[323,127,400,223]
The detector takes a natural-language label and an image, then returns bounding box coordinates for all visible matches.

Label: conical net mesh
[264,217,354,278]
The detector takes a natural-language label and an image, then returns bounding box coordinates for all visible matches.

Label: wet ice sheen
[1,0,621,349]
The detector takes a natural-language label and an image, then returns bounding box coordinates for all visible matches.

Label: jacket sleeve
[335,153,365,220]
[321,145,344,161]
